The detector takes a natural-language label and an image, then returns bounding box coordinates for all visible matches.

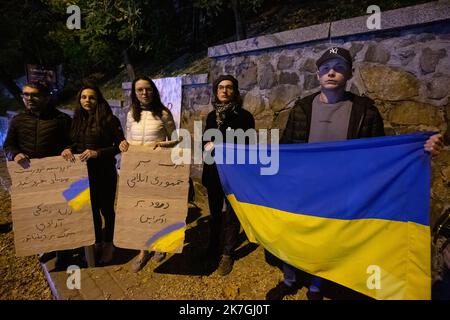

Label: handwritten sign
[114,146,190,253]
[7,157,95,257]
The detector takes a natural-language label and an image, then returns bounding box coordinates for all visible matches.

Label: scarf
[213,101,238,129]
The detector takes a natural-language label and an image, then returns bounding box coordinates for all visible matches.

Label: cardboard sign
[114,146,190,253]
[7,157,94,257]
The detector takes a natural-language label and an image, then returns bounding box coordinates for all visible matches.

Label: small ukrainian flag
[145,222,186,252]
[63,177,91,211]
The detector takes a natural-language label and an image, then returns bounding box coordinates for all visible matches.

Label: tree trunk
[231,0,246,41]
[0,66,23,105]
[122,49,135,81]
[192,5,200,51]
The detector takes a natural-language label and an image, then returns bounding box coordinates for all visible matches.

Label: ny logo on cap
[329,48,338,54]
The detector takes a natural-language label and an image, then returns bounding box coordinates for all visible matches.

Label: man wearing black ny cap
[267,47,443,300]
[280,46,386,146]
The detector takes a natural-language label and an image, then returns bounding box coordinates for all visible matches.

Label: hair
[130,76,165,122]
[212,74,242,107]
[71,85,113,140]
[23,81,50,96]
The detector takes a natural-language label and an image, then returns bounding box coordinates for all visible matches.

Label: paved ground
[38,195,311,300]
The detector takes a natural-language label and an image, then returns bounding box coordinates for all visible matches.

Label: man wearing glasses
[4,82,72,165]
[4,82,72,268]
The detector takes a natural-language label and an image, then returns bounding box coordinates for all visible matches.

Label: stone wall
[201,2,450,281]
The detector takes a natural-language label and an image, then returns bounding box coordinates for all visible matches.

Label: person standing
[119,76,179,272]
[4,82,72,268]
[62,85,125,265]
[267,47,443,300]
[202,75,255,276]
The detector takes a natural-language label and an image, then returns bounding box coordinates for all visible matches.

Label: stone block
[420,48,447,74]
[388,101,442,127]
[258,63,277,90]
[359,65,420,100]
[299,58,317,73]
[364,44,390,63]
[243,90,266,116]
[279,72,299,85]
[427,76,450,100]
[277,55,295,70]
[268,85,301,112]
[236,61,258,90]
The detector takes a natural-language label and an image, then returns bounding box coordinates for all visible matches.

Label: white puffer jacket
[126,108,176,145]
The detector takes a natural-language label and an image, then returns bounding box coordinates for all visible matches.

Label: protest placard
[7,157,94,257]
[114,146,190,253]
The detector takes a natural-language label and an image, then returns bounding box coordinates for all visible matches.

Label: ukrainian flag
[63,177,91,211]
[215,132,432,300]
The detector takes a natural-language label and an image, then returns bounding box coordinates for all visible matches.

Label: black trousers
[87,160,117,243]
[207,187,240,256]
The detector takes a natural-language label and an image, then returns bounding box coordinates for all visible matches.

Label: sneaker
[100,242,114,264]
[266,281,298,300]
[152,251,166,263]
[130,251,151,273]
[306,289,324,300]
[217,255,233,276]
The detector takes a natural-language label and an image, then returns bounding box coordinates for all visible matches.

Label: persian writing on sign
[7,156,94,257]
[114,146,190,253]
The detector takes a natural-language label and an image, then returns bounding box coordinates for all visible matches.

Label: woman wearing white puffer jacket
[119,76,179,272]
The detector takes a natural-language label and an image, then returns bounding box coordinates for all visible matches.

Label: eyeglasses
[21,92,42,99]
[218,85,234,91]
[135,88,153,94]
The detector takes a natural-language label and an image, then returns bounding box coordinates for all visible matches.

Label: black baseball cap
[316,47,352,68]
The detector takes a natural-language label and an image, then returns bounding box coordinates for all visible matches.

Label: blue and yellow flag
[146,222,186,252]
[215,132,432,300]
[63,177,91,211]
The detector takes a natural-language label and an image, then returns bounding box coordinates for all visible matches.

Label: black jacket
[69,114,125,161]
[280,92,385,144]
[202,107,255,190]
[4,108,72,161]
